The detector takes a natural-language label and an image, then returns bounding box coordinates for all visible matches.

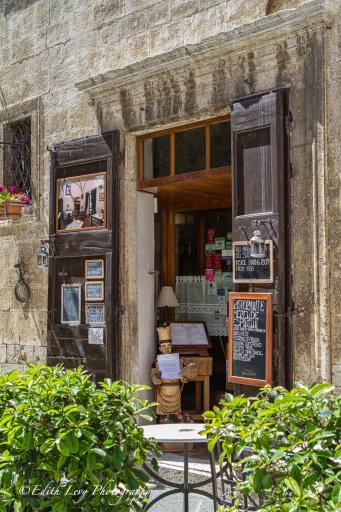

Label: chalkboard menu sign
[233,241,273,283]
[228,292,272,387]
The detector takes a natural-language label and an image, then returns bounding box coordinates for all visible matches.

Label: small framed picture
[61,283,81,324]
[85,281,104,302]
[99,192,104,201]
[85,259,104,280]
[86,303,105,324]
[88,327,104,345]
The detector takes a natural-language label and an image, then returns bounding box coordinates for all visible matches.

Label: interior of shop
[137,117,233,419]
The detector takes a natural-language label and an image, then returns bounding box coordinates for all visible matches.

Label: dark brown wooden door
[47,131,124,381]
[231,90,291,388]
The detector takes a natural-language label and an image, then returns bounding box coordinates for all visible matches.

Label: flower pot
[0,201,23,218]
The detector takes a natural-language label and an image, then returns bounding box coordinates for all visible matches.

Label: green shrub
[203,383,341,512]
[0,364,159,512]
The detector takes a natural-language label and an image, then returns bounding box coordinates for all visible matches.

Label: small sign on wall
[233,241,273,283]
[88,327,104,345]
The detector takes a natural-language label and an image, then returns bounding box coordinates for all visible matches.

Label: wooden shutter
[47,131,124,381]
[231,90,290,388]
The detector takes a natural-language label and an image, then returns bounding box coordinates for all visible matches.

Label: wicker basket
[182,363,198,379]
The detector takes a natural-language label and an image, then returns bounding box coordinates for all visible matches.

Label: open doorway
[137,117,232,416]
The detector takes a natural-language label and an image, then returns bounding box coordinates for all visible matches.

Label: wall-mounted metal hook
[14,261,30,305]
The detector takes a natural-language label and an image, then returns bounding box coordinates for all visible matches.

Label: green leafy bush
[0,364,159,512]
[203,383,341,512]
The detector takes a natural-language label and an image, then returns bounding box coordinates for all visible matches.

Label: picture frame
[85,303,105,324]
[85,259,104,280]
[61,283,81,325]
[85,281,104,302]
[88,327,104,345]
[56,172,107,233]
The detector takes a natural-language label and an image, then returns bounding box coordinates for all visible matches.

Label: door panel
[48,131,124,380]
[231,90,289,387]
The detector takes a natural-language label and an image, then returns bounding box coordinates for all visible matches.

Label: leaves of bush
[203,383,341,511]
[0,364,160,511]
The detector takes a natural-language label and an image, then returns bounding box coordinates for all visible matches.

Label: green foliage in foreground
[0,364,159,512]
[203,383,341,512]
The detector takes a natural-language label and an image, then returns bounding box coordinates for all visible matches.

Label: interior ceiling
[139,168,232,212]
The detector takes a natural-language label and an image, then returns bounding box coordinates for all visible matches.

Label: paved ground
[145,446,222,512]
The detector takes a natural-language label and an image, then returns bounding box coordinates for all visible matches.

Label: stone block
[33,346,47,363]
[0,311,19,345]
[92,0,124,25]
[332,365,341,390]
[0,346,6,363]
[150,22,184,55]
[0,288,11,311]
[6,344,22,364]
[126,32,150,63]
[124,0,158,15]
[119,10,148,38]
[0,363,26,375]
[183,7,221,45]
[171,0,199,20]
[18,311,46,347]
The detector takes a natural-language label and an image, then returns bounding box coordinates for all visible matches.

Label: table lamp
[157,286,179,323]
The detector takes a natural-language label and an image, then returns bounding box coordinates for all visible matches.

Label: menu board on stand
[228,292,272,387]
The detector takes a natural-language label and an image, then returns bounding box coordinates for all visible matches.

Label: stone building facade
[0,0,340,391]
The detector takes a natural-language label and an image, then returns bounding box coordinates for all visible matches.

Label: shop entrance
[137,117,233,415]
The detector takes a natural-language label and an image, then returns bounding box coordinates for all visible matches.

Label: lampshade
[157,286,179,308]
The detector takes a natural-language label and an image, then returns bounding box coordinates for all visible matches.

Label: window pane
[4,118,31,195]
[235,127,272,215]
[211,122,231,168]
[175,127,205,174]
[143,135,170,179]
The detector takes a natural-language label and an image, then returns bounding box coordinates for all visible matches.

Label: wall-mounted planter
[0,201,24,218]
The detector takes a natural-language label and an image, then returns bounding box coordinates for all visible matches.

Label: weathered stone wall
[325,17,341,394]
[0,0,339,388]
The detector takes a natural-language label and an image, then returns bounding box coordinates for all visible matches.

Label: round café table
[142,423,218,512]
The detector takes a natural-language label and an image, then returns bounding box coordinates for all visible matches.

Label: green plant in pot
[0,185,31,217]
[0,364,160,512]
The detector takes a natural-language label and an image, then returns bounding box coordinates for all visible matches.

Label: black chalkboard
[233,241,273,283]
[228,292,272,386]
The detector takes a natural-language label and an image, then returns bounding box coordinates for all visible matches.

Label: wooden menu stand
[181,356,212,420]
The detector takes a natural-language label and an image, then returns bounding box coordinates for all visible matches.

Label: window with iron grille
[3,118,32,197]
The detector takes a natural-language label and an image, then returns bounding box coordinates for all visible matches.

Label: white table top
[142,423,206,443]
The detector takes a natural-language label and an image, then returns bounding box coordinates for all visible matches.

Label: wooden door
[48,131,124,381]
[231,90,291,388]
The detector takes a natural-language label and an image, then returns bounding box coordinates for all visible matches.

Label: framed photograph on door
[56,172,106,232]
[85,281,104,302]
[85,259,104,280]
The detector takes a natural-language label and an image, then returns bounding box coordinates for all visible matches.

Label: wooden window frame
[137,116,230,190]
